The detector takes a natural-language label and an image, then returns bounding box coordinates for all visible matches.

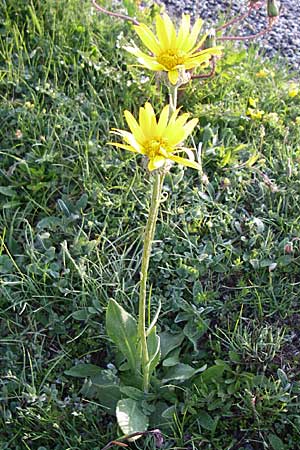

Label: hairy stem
[168,84,178,115]
[138,85,178,393]
[138,172,163,392]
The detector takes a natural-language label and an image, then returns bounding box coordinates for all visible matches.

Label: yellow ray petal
[161,13,177,47]
[136,57,164,71]
[111,129,142,151]
[179,146,196,161]
[124,46,164,70]
[138,104,156,139]
[173,113,190,128]
[189,32,208,54]
[166,107,181,129]
[183,60,208,70]
[167,153,201,170]
[155,14,176,50]
[164,126,186,146]
[183,18,203,52]
[190,46,223,58]
[133,23,162,54]
[168,69,179,85]
[148,155,166,171]
[177,15,191,47]
[124,110,146,143]
[183,118,198,138]
[108,142,143,154]
[157,105,170,136]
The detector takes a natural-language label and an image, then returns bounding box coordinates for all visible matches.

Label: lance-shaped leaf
[106,298,138,373]
[146,326,160,378]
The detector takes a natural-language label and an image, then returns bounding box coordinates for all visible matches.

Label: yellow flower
[125,13,222,85]
[246,108,264,120]
[288,82,299,98]
[255,69,268,78]
[248,97,258,108]
[109,102,200,171]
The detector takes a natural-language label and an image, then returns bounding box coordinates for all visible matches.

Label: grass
[1,0,300,449]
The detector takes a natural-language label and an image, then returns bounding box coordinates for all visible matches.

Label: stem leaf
[146,300,161,336]
[106,298,138,372]
[146,326,160,377]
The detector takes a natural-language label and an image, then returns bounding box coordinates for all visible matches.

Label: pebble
[160,0,300,73]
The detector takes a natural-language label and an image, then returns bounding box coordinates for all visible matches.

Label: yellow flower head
[246,108,264,120]
[109,102,200,171]
[255,69,268,78]
[125,13,223,85]
[248,97,258,108]
[288,82,299,98]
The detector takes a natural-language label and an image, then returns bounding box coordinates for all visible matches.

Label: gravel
[160,0,300,73]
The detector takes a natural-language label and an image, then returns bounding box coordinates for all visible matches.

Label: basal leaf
[162,363,196,383]
[159,331,184,360]
[81,369,121,413]
[197,411,215,431]
[116,398,149,439]
[268,433,285,450]
[162,348,180,367]
[65,364,102,378]
[106,298,138,372]
[0,186,16,197]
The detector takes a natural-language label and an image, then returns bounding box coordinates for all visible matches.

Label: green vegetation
[1,1,300,449]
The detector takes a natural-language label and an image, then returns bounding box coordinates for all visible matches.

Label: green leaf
[277,369,289,388]
[268,433,285,450]
[65,364,102,378]
[162,348,180,367]
[229,351,241,362]
[75,193,88,210]
[198,363,227,384]
[0,186,16,197]
[161,404,176,418]
[147,326,160,377]
[72,309,90,320]
[146,300,161,337]
[106,299,138,372]
[183,320,199,352]
[37,217,62,230]
[0,255,14,274]
[116,399,149,439]
[160,331,184,360]
[197,411,215,431]
[57,198,71,217]
[81,370,120,413]
[120,386,144,401]
[162,363,196,383]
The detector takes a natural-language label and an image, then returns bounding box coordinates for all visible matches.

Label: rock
[159,0,300,72]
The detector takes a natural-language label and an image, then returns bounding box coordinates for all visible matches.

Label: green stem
[168,84,178,115]
[138,172,163,392]
[138,85,178,393]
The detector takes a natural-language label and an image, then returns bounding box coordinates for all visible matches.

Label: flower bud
[267,0,280,17]
[203,29,216,49]
[249,0,264,10]
[221,177,231,188]
[284,242,293,254]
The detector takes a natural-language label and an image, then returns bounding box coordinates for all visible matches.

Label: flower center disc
[145,139,162,158]
[157,51,185,70]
